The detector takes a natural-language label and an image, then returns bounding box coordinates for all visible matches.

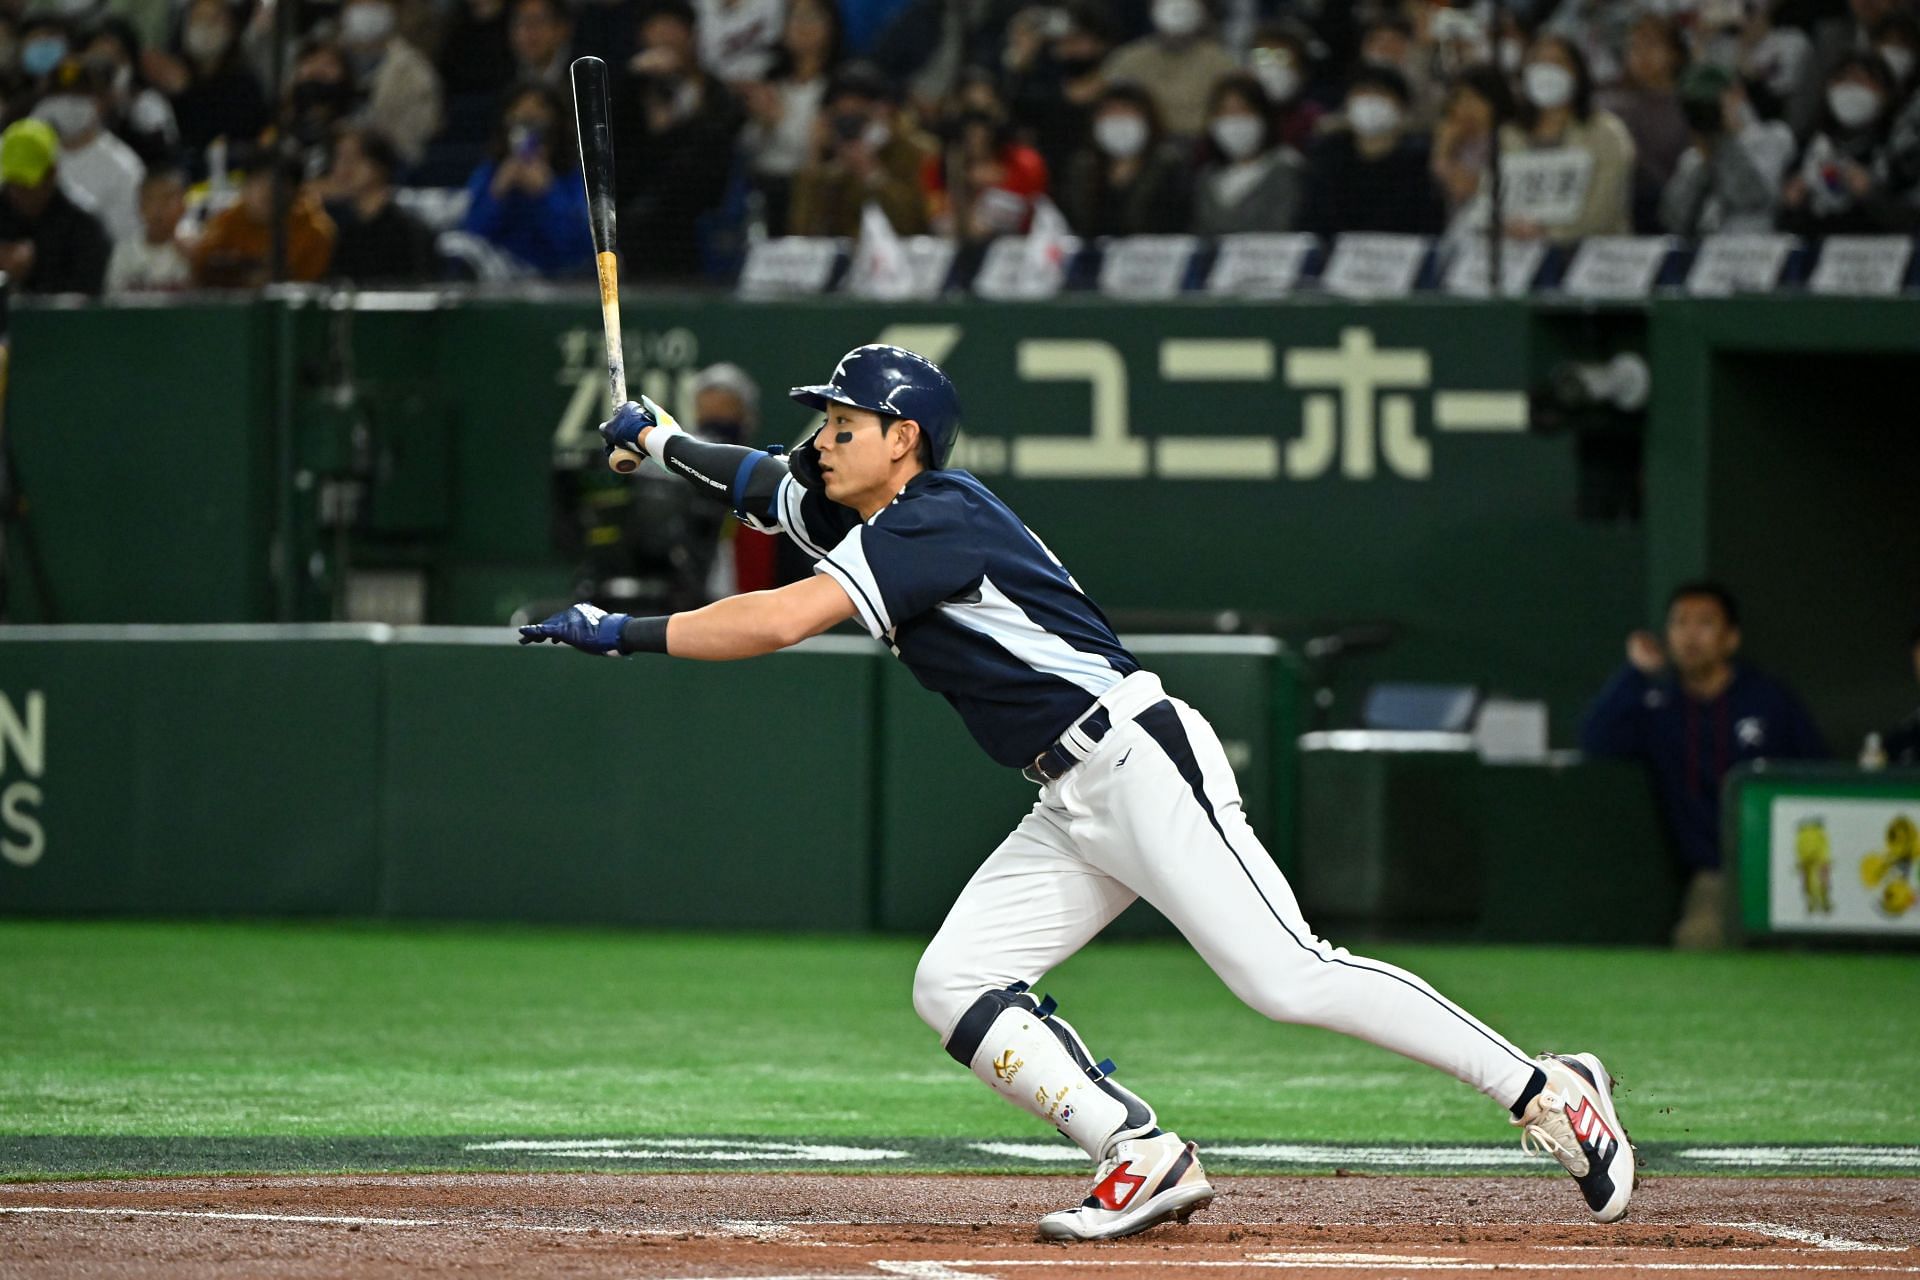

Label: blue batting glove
[599,395,680,460]
[516,603,629,655]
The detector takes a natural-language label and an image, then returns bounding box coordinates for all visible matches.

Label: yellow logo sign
[992,1050,1023,1083]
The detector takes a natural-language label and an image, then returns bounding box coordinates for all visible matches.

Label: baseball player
[519,345,1635,1240]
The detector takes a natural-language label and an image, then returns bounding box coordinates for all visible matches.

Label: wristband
[617,615,672,655]
[643,422,688,474]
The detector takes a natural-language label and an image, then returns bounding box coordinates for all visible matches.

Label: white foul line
[1707,1222,1904,1252]
[0,1205,674,1237]
[869,1260,1920,1274]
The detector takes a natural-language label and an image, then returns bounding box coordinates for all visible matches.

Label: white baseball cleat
[1037,1130,1214,1242]
[1515,1052,1636,1223]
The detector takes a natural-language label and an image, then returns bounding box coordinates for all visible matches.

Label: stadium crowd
[0,0,1918,294]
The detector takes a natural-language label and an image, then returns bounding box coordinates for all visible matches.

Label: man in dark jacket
[1299,63,1445,236]
[1580,581,1826,948]
[0,118,109,296]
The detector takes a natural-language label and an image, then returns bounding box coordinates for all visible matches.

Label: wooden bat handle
[597,250,641,474]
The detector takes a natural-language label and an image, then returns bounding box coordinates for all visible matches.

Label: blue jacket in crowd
[1580,663,1828,871]
[460,164,593,277]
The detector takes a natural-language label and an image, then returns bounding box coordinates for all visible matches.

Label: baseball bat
[570,55,641,474]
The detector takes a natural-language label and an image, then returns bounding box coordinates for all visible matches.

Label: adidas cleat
[1037,1130,1214,1242]
[1516,1051,1636,1223]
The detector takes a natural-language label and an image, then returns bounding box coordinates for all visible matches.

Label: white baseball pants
[913,671,1541,1113]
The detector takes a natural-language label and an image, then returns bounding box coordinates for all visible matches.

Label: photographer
[1659,64,1794,236]
[788,61,935,237]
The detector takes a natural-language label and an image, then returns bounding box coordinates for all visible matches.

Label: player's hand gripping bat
[570,55,642,474]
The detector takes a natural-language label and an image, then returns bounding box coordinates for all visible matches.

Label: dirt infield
[3,1173,1916,1279]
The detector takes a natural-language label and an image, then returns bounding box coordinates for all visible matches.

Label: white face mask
[1152,0,1203,39]
[1346,93,1400,138]
[1498,38,1524,71]
[34,93,99,140]
[1251,50,1300,102]
[1827,81,1882,128]
[182,22,229,63]
[1209,113,1264,159]
[1094,113,1148,158]
[1879,44,1915,83]
[1523,61,1575,109]
[342,1,397,44]
[862,119,891,150]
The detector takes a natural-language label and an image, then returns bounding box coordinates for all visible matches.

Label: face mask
[1879,45,1916,82]
[1093,112,1148,158]
[1498,38,1524,71]
[1152,0,1203,39]
[698,418,746,445]
[1347,93,1400,138]
[183,23,230,63]
[1701,32,1742,71]
[862,119,891,150]
[1523,61,1575,110]
[342,1,397,43]
[1209,113,1264,159]
[1054,53,1101,78]
[1251,50,1299,102]
[22,35,68,77]
[50,0,95,17]
[34,94,98,140]
[1827,81,1882,128]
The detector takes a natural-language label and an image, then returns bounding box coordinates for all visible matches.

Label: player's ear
[895,419,921,463]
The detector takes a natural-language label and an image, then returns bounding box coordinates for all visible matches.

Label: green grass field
[3,921,1916,1177]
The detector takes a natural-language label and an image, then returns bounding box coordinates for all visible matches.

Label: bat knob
[609,448,642,474]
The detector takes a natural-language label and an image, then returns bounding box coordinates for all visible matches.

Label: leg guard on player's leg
[944,984,1159,1159]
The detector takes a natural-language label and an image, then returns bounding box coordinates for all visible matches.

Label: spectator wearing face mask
[1781,53,1917,234]
[15,15,75,105]
[143,0,268,161]
[106,165,190,293]
[1659,63,1795,235]
[32,57,142,243]
[459,81,593,276]
[1245,20,1324,152]
[79,21,179,169]
[1003,0,1116,186]
[1499,33,1634,242]
[1192,71,1304,234]
[789,60,934,237]
[1790,0,1904,140]
[1357,15,1440,131]
[1299,63,1444,237]
[0,118,110,294]
[687,361,781,597]
[284,37,358,172]
[1059,80,1191,236]
[1100,0,1239,138]
[338,0,442,167]
[1598,14,1690,233]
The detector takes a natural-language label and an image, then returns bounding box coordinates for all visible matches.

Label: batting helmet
[789,345,961,468]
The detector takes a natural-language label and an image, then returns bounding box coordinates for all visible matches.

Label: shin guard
[944,984,1159,1158]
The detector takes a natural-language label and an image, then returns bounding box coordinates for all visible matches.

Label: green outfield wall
[0,629,1316,935]
[5,295,1914,759]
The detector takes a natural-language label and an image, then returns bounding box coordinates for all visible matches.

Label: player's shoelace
[1518,1093,1592,1176]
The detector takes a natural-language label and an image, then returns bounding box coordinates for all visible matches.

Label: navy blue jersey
[1579,663,1828,870]
[769,468,1138,767]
